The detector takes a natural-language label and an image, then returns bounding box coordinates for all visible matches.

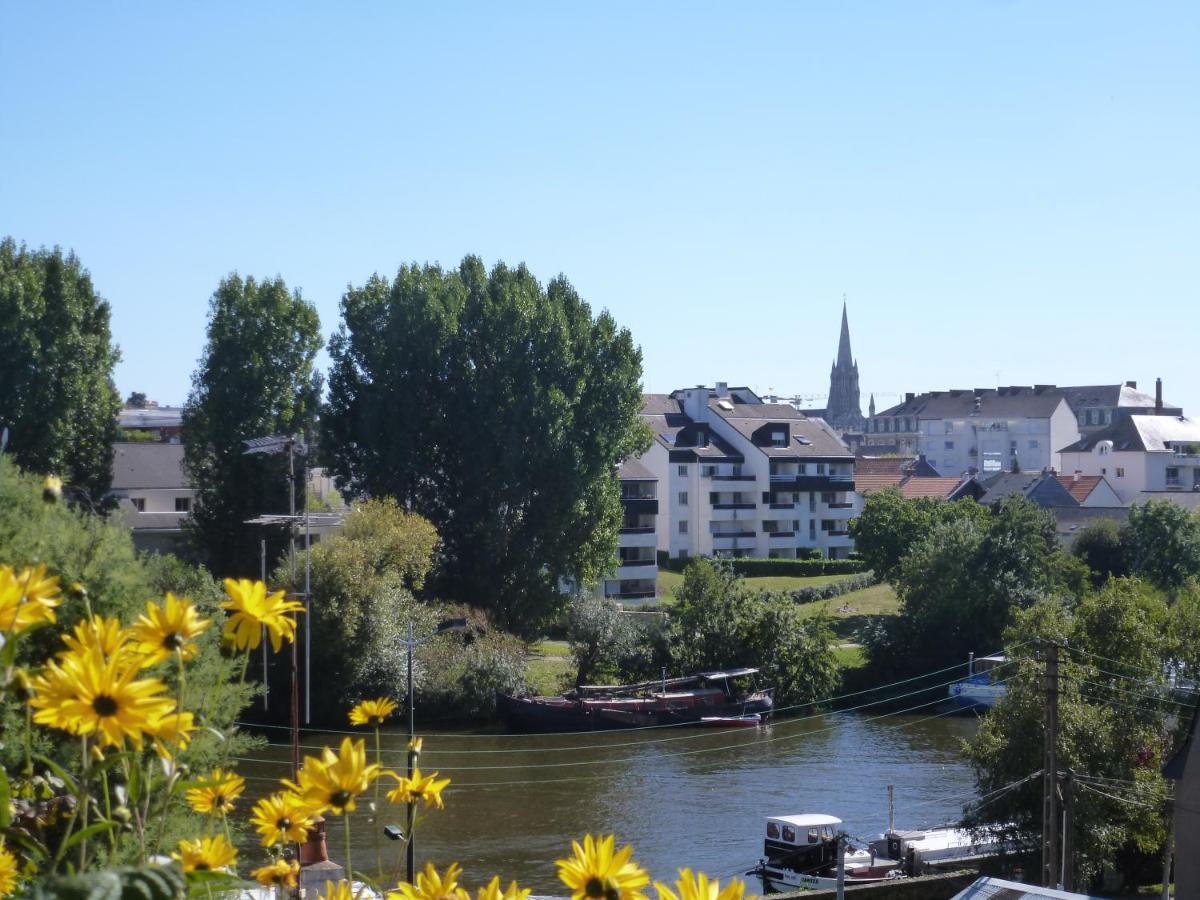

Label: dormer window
[771,429,787,447]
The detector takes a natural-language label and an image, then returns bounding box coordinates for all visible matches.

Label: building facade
[1058,414,1200,504]
[639,384,856,560]
[602,458,660,602]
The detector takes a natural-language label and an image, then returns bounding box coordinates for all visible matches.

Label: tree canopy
[322,257,650,631]
[1123,499,1200,593]
[0,239,121,505]
[183,274,322,576]
[849,488,987,583]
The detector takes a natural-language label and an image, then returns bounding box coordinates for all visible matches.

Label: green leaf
[59,820,119,856]
[34,753,79,794]
[0,766,10,828]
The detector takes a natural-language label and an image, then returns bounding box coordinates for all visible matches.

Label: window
[174,497,191,512]
[798,464,808,474]
[678,521,688,534]
[1028,440,1039,449]
[678,549,689,559]
[1010,440,1018,452]
[702,465,716,477]
[944,422,954,434]
[1105,410,1113,424]
[678,491,688,506]
[816,463,826,474]
[771,429,786,447]
[677,465,688,477]
[792,520,800,531]
[809,520,816,540]
[944,440,954,450]
[1116,467,1125,478]
[131,497,145,512]
[808,495,816,512]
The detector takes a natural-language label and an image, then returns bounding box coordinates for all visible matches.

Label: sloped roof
[640,395,743,460]
[854,456,916,475]
[1060,415,1200,454]
[1055,474,1106,504]
[878,386,1069,420]
[617,458,656,481]
[111,443,190,490]
[118,406,184,429]
[899,476,972,500]
[979,472,1078,508]
[1059,383,1180,415]
[856,473,906,494]
[707,400,850,459]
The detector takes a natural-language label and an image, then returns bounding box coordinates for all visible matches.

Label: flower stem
[343,813,354,883]
[374,726,383,877]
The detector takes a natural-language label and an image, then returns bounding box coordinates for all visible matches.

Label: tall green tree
[849,488,987,582]
[322,257,650,631]
[0,239,121,504]
[183,275,322,576]
[1123,500,1200,593]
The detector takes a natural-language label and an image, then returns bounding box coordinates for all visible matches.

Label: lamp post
[402,618,467,883]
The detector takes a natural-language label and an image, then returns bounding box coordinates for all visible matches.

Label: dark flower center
[213,793,225,807]
[163,632,184,650]
[195,864,210,872]
[93,695,119,717]
[277,817,291,830]
[585,878,605,899]
[330,790,352,809]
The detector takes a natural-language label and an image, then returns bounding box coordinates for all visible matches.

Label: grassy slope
[655,570,860,603]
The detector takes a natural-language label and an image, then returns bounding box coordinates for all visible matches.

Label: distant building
[1058,414,1200,504]
[896,475,984,502]
[638,384,856,560]
[118,404,185,442]
[110,442,194,554]
[603,458,659,602]
[1060,380,1180,434]
[978,471,1080,508]
[799,302,864,433]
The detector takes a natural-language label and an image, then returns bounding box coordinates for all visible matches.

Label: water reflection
[237,713,979,892]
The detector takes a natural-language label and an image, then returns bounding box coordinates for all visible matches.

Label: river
[235,711,980,893]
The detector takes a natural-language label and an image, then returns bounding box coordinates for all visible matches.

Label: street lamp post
[401,618,467,883]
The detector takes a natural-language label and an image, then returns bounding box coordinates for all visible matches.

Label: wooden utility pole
[1062,769,1075,892]
[1042,641,1060,888]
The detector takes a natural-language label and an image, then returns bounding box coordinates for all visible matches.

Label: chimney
[1156,378,1163,415]
[1126,380,1137,390]
[715,382,729,398]
[1073,471,1080,483]
[905,392,915,403]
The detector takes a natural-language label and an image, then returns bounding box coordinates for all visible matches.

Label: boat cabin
[763,814,842,871]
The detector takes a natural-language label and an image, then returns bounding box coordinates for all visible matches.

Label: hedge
[728,557,867,577]
[779,573,876,605]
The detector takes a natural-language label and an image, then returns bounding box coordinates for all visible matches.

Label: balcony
[620,497,658,515]
[616,562,658,581]
[712,502,756,510]
[767,530,797,539]
[769,502,795,510]
[617,529,656,548]
[711,529,755,540]
[712,473,756,482]
[611,589,656,601]
[827,502,854,509]
[618,525,655,535]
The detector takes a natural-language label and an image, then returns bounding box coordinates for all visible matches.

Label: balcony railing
[712,474,756,482]
[712,502,756,510]
[610,590,656,601]
[769,502,795,510]
[767,531,797,538]
[618,526,655,535]
[617,558,656,567]
[711,530,755,539]
[827,502,854,509]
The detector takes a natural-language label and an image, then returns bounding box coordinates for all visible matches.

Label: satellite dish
[0,427,8,453]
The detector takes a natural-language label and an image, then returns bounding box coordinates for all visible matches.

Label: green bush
[727,557,867,577]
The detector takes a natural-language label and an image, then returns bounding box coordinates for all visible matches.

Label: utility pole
[1042,641,1060,889]
[835,832,845,900]
[1061,769,1074,892]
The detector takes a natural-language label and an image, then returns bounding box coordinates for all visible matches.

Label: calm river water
[236,712,979,892]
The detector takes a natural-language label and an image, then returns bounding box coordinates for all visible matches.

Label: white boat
[869,824,1016,874]
[756,814,905,891]
[947,654,1008,712]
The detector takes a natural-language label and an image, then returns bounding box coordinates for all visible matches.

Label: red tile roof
[1055,474,1104,504]
[854,456,915,476]
[856,473,907,494]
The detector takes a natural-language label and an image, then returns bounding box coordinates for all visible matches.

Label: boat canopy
[768,814,842,828]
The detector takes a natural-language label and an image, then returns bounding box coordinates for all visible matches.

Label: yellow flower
[387,862,470,900]
[0,841,17,897]
[290,737,380,815]
[557,835,649,900]
[653,870,745,900]
[132,593,210,666]
[252,858,299,888]
[409,736,423,756]
[61,615,132,660]
[251,791,315,846]
[42,474,63,503]
[185,769,245,817]
[477,876,532,900]
[146,710,196,759]
[0,563,62,633]
[349,696,398,727]
[387,768,450,810]
[324,882,358,900]
[173,834,238,873]
[220,578,304,652]
[29,646,175,749]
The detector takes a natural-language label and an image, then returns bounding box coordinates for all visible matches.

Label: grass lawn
[525,640,573,695]
[655,569,860,603]
[797,583,900,641]
[832,644,866,669]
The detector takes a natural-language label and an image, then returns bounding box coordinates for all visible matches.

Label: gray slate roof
[617,458,656,481]
[1059,415,1200,454]
[111,443,190,490]
[979,472,1079,508]
[877,386,1068,419]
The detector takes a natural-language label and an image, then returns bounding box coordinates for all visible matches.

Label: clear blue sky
[3,3,1196,414]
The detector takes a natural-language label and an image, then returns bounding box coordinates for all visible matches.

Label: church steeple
[825,298,864,432]
[836,298,854,369]
[869,394,876,418]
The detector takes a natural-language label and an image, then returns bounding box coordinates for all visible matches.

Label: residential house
[639,384,857,560]
[604,458,659,602]
[1060,379,1180,434]
[978,471,1080,508]
[1054,473,1123,507]
[110,442,194,554]
[897,476,984,501]
[1058,415,1200,504]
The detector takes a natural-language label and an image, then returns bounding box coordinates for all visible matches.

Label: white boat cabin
[765,814,841,847]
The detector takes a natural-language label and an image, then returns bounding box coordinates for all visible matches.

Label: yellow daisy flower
[557,835,650,900]
[477,876,532,900]
[252,858,299,889]
[0,841,17,897]
[290,737,380,815]
[250,791,315,847]
[29,646,175,749]
[43,474,64,503]
[145,710,196,759]
[173,834,237,873]
[387,862,470,900]
[132,592,210,666]
[185,768,245,817]
[324,882,357,900]
[653,869,745,900]
[61,615,132,661]
[387,768,451,810]
[220,578,304,652]
[0,563,62,633]
[349,696,398,727]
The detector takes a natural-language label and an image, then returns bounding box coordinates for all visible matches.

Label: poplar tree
[183,275,322,576]
[0,238,121,504]
[322,256,649,631]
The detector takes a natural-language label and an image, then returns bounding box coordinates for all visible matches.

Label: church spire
[837,297,853,368]
[869,393,876,417]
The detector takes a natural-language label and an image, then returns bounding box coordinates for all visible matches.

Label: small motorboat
[756,814,904,891]
[698,714,762,727]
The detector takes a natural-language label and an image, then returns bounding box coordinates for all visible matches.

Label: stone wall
[767,870,978,900]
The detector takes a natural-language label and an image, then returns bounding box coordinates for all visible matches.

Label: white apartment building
[601,458,660,602]
[1058,415,1200,505]
[638,384,856,560]
[868,386,1081,477]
